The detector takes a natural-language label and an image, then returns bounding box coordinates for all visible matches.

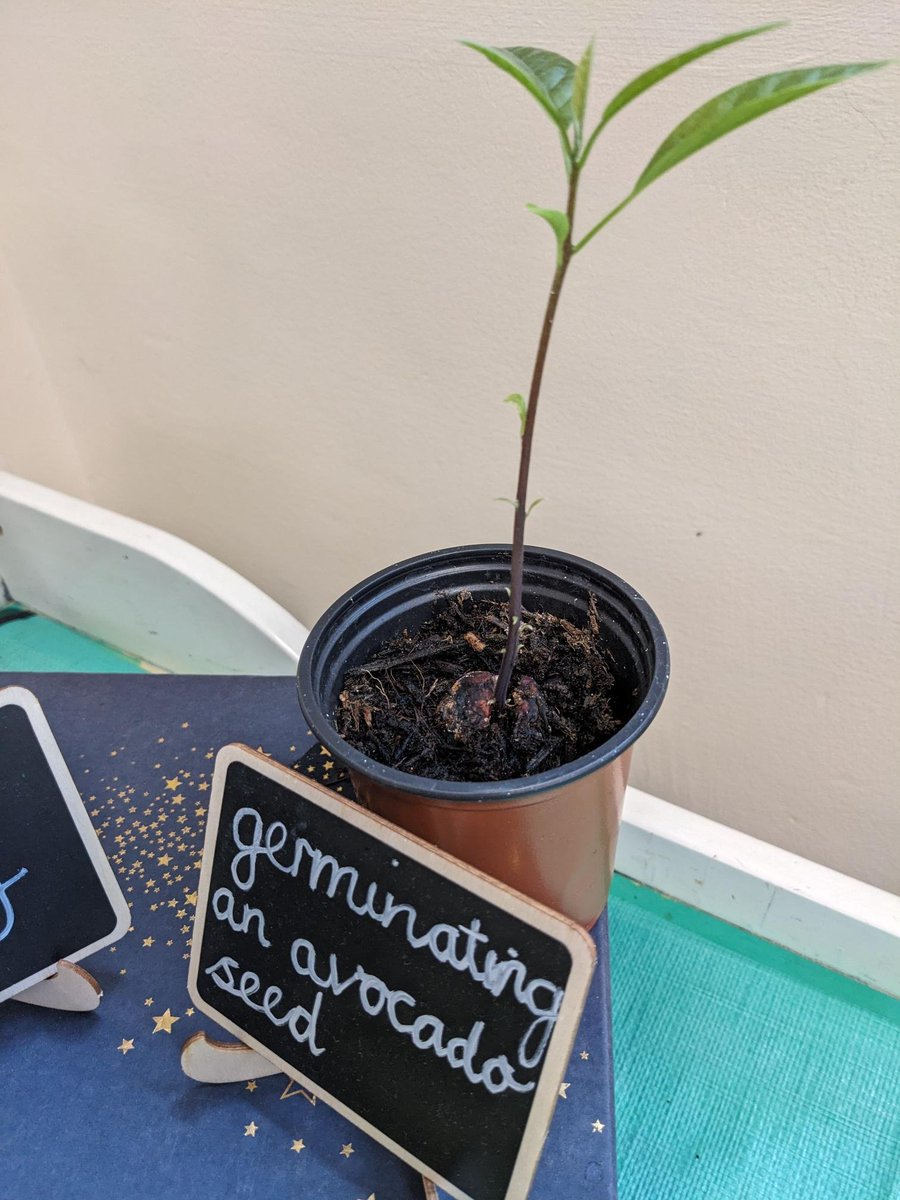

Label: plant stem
[573,191,634,255]
[494,164,581,712]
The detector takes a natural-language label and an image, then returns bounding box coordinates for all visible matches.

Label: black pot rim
[296,544,670,802]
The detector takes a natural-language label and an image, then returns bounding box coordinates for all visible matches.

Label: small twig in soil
[346,638,454,675]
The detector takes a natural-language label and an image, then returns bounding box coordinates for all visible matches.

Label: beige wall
[1,3,897,890]
[0,246,88,496]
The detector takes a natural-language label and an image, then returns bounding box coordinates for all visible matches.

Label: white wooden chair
[0,470,307,673]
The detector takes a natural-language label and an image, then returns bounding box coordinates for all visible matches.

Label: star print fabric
[0,674,616,1200]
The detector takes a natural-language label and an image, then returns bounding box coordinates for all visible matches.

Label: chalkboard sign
[189,745,596,1200]
[0,687,130,1002]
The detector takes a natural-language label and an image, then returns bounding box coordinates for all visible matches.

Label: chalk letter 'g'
[230,808,265,891]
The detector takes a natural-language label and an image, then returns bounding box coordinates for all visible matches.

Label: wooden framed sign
[0,687,130,1002]
[189,745,596,1200]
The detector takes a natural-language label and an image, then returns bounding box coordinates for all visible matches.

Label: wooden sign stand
[181,1029,279,1084]
[183,745,596,1200]
[14,960,103,1012]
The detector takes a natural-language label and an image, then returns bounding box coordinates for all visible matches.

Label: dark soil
[336,590,621,783]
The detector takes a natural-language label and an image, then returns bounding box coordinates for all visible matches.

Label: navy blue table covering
[0,674,617,1200]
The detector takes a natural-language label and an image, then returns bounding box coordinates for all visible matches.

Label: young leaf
[461,42,576,133]
[526,497,545,516]
[600,23,784,132]
[634,61,890,195]
[507,45,576,126]
[572,38,595,142]
[503,393,528,437]
[526,204,570,267]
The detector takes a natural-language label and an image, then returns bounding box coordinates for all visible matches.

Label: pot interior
[303,545,664,763]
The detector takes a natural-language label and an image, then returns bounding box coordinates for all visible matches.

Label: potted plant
[297,28,887,928]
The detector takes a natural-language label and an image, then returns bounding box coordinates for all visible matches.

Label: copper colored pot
[297,545,669,929]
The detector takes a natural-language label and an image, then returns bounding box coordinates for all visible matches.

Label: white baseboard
[617,787,900,999]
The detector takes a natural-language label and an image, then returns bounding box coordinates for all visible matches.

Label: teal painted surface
[0,607,148,673]
[609,875,900,1200]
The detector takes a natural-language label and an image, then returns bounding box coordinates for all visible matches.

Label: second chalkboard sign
[189,746,596,1200]
[0,687,130,1004]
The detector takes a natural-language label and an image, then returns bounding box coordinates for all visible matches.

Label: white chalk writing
[204,803,567,1096]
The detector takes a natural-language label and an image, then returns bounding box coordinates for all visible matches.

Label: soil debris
[336,591,621,783]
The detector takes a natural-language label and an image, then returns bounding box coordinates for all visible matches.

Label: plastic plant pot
[297,545,669,928]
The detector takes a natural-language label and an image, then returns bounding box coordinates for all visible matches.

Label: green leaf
[526,497,545,516]
[503,393,527,437]
[572,38,595,141]
[574,58,891,256]
[603,23,784,128]
[507,45,576,126]
[461,42,576,133]
[526,204,570,266]
[634,61,890,195]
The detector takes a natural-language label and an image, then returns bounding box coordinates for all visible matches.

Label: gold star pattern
[559,1081,570,1099]
[340,1143,354,1158]
[86,725,349,1120]
[244,1122,258,1138]
[290,1139,305,1153]
[280,1080,317,1105]
[592,1120,605,1133]
[151,1008,180,1034]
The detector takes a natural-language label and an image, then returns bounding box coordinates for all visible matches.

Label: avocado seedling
[336,28,887,783]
